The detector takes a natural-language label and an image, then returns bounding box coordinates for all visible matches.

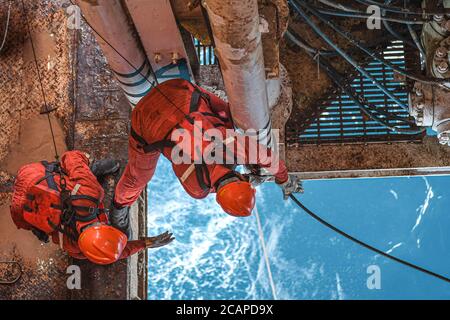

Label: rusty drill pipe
[204,0,273,146]
[75,0,155,107]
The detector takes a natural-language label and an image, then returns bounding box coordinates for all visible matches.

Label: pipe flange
[432,36,450,78]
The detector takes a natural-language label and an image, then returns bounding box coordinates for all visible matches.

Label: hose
[382,0,417,48]
[316,0,359,12]
[286,28,422,133]
[0,261,22,285]
[313,53,421,132]
[285,29,336,56]
[0,0,12,53]
[312,8,427,24]
[290,0,409,110]
[355,0,449,16]
[298,2,447,85]
[408,23,427,68]
[290,195,450,284]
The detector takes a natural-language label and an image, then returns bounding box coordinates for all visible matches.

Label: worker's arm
[118,240,147,259]
[229,133,289,184]
[114,137,160,207]
[119,232,175,259]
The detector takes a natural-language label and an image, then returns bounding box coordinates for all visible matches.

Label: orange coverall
[114,79,288,207]
[10,150,146,260]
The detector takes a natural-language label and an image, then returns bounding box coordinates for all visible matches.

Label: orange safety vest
[131,80,238,199]
[20,161,107,242]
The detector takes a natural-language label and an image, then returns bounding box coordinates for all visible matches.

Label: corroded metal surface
[69,18,132,300]
[0,0,73,162]
[0,0,73,300]
[286,136,450,179]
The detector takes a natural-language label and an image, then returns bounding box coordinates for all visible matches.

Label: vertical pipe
[75,0,154,107]
[204,0,273,145]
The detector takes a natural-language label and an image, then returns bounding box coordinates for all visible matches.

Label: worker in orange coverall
[111,79,302,236]
[10,150,174,265]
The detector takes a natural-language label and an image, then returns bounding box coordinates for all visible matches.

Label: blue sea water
[147,158,450,300]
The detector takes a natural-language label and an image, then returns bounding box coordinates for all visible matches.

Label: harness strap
[194,163,211,192]
[50,203,105,222]
[214,171,242,191]
[47,219,78,242]
[130,127,176,153]
[189,88,202,113]
[36,161,60,191]
[70,194,100,206]
[189,87,227,122]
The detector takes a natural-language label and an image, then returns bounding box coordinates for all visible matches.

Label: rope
[0,261,22,285]
[289,194,450,284]
[0,0,11,53]
[68,0,273,154]
[20,0,59,160]
[254,205,278,300]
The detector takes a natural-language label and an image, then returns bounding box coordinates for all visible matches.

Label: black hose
[290,0,409,110]
[313,55,421,132]
[382,0,417,48]
[313,8,427,24]
[290,195,450,284]
[299,1,447,85]
[355,0,449,16]
[285,29,336,56]
[408,23,427,67]
[285,29,422,133]
[316,0,359,12]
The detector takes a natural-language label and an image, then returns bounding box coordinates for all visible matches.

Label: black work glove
[32,228,49,243]
[90,159,120,178]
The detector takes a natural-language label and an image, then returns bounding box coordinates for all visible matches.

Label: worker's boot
[110,201,132,239]
[91,159,120,178]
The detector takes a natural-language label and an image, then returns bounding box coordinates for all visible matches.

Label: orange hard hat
[78,224,128,265]
[216,180,256,217]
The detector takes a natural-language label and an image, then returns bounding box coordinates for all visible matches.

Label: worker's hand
[247,173,271,187]
[279,175,303,200]
[245,165,273,187]
[142,231,175,249]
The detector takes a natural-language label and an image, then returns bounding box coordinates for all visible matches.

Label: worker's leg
[90,159,120,178]
[111,137,160,237]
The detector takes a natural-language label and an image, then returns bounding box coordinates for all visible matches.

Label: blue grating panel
[194,38,216,65]
[287,41,424,145]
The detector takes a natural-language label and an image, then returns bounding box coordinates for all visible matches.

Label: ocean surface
[147,158,450,300]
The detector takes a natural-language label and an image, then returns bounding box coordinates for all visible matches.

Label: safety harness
[130,84,234,193]
[25,161,105,242]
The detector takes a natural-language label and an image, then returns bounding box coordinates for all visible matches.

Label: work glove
[245,165,273,187]
[246,172,272,187]
[143,231,175,249]
[279,175,304,200]
[110,203,132,239]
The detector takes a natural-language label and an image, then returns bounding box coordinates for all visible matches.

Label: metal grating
[194,38,216,65]
[286,41,424,145]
